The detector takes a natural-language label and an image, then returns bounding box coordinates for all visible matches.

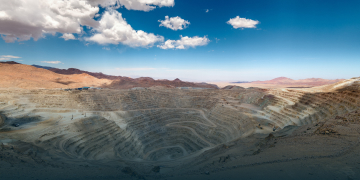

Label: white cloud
[88,0,174,11]
[118,0,174,11]
[102,47,110,50]
[41,61,62,64]
[1,55,21,59]
[0,0,173,44]
[0,0,99,42]
[86,9,164,47]
[158,36,210,50]
[0,55,21,61]
[215,38,220,43]
[159,16,190,31]
[60,33,76,40]
[227,16,259,29]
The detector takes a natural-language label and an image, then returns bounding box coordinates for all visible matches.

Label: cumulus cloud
[88,0,174,11]
[41,61,62,64]
[158,36,210,49]
[0,0,173,44]
[159,16,190,31]
[117,0,174,11]
[86,9,164,47]
[227,16,259,29]
[60,33,76,41]
[0,55,21,61]
[0,0,99,42]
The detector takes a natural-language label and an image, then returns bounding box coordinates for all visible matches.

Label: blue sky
[0,0,359,82]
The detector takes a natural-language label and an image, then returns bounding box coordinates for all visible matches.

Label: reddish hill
[0,63,111,89]
[251,77,344,86]
[252,77,294,84]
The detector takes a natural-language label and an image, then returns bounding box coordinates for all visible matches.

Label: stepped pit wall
[0,87,359,162]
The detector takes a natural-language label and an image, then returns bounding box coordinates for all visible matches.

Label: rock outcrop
[0,114,5,127]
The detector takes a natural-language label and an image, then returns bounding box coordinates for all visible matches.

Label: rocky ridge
[49,67,218,89]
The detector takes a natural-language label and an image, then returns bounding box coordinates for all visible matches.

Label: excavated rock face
[0,79,359,162]
[0,114,4,127]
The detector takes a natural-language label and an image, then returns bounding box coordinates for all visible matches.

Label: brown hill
[49,68,128,80]
[49,67,218,89]
[104,77,218,89]
[0,61,21,65]
[0,63,111,89]
[0,63,218,89]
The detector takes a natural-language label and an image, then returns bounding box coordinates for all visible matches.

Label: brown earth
[0,62,111,89]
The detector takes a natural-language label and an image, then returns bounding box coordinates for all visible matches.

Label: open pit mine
[0,77,360,180]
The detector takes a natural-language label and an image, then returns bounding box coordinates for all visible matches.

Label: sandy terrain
[0,77,359,179]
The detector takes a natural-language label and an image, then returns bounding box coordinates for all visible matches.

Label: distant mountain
[101,77,219,89]
[0,61,21,64]
[231,81,252,83]
[251,77,344,86]
[223,85,245,90]
[32,64,55,70]
[49,68,126,80]
[49,68,219,89]
[252,77,293,84]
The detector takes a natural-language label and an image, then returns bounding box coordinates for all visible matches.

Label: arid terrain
[1,0,358,179]
[0,62,112,89]
[48,66,218,89]
[0,62,218,90]
[0,62,359,179]
[210,77,344,89]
